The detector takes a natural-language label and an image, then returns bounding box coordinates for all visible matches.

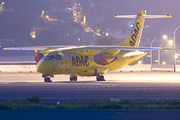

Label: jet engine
[35,53,43,63]
[93,53,117,65]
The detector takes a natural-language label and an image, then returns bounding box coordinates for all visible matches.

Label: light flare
[30,30,36,38]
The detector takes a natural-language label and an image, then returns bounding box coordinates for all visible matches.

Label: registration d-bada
[4,11,172,82]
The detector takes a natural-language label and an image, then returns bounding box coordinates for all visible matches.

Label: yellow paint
[4,11,172,80]
[34,49,38,53]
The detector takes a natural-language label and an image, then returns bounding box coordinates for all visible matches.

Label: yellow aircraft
[4,11,172,82]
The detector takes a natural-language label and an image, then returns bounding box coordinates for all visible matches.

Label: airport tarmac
[0,71,180,101]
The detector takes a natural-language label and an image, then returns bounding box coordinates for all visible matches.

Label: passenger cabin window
[45,55,55,60]
[56,55,63,60]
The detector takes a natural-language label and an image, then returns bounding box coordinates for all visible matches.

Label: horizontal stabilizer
[115,15,172,19]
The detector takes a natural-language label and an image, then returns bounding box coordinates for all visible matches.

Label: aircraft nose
[36,64,47,73]
[36,61,51,74]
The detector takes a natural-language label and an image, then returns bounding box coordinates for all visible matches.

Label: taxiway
[0,71,180,101]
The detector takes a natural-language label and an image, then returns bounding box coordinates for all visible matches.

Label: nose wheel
[96,75,105,81]
[70,75,77,81]
[43,74,52,82]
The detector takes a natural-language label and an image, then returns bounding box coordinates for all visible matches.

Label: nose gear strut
[42,74,52,82]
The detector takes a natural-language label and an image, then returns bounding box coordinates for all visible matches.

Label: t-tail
[115,11,171,47]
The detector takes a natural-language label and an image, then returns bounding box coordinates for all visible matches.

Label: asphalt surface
[1,109,180,120]
[1,71,180,120]
[0,71,180,101]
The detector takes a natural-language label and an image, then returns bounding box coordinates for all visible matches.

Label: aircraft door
[64,53,71,71]
[54,54,64,74]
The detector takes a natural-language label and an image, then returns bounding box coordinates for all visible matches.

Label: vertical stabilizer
[116,11,146,47]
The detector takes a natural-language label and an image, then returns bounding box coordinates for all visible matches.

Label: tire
[47,78,52,82]
[100,75,105,81]
[44,78,47,82]
[96,76,100,81]
[73,76,77,81]
[44,78,52,82]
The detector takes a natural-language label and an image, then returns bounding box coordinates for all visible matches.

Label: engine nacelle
[93,53,117,65]
[35,53,43,63]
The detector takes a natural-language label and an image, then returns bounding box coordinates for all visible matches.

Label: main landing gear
[96,74,105,81]
[42,74,52,82]
[70,75,77,81]
[95,69,105,81]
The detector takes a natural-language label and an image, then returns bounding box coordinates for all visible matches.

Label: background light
[162,35,167,39]
[168,40,173,44]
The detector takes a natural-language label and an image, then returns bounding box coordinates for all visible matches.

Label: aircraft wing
[85,46,174,50]
[3,46,72,50]
[3,46,174,51]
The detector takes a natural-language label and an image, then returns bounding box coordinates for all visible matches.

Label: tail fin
[115,11,171,47]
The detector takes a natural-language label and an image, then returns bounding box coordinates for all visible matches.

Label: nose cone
[36,61,53,74]
[36,64,46,73]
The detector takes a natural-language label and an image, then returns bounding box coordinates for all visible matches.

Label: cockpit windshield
[56,55,63,60]
[41,56,46,60]
[44,55,62,60]
[45,55,55,60]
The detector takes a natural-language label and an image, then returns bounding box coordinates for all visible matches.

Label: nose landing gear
[42,74,52,82]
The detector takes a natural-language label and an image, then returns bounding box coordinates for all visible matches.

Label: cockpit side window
[45,55,55,60]
[56,55,63,60]
[41,56,46,60]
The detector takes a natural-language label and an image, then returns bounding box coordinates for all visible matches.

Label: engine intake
[93,53,117,65]
[35,53,43,63]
